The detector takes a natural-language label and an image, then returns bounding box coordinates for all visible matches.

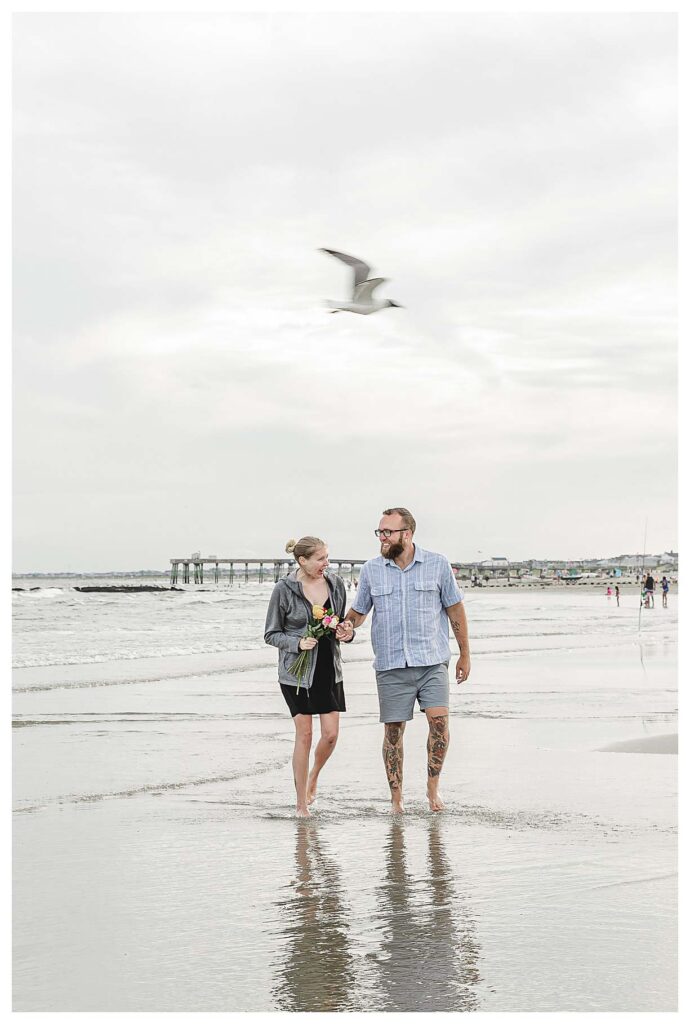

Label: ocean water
[12,573,674,668]
[13,578,677,1011]
[13,575,272,667]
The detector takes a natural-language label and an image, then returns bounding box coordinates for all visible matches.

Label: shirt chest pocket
[414,580,439,608]
[370,582,394,609]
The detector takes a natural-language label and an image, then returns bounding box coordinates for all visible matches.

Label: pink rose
[322,615,332,626]
[327,615,340,630]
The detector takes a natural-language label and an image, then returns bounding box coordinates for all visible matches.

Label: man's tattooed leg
[426,711,449,811]
[427,714,449,777]
[383,721,406,813]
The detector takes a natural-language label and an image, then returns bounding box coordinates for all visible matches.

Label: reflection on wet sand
[272,817,481,1012]
[372,817,481,1011]
[272,822,357,1011]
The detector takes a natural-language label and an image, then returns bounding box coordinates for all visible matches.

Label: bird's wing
[319,248,371,291]
[353,278,387,303]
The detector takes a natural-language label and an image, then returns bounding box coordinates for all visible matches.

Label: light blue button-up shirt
[352,545,464,671]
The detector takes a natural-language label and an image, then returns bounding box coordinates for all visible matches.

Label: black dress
[281,634,346,717]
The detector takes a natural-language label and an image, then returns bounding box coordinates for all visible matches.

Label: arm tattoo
[449,612,469,653]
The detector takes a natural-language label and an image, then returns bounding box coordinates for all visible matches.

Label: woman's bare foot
[427,784,445,812]
[296,804,311,818]
[390,798,405,814]
[307,774,318,805]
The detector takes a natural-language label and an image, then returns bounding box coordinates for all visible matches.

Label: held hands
[455,653,471,684]
[335,620,354,642]
[299,636,318,651]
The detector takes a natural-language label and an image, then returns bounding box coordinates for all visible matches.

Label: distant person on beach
[265,536,353,818]
[615,585,620,606]
[661,576,670,607]
[336,507,470,814]
[606,585,612,597]
[644,574,656,608]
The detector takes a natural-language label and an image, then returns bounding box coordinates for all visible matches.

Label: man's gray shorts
[375,663,450,723]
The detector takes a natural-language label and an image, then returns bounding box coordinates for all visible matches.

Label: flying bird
[319,248,403,315]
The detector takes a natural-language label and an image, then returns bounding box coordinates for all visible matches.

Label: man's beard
[381,538,404,560]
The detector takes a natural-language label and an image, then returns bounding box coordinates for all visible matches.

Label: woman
[264,536,355,817]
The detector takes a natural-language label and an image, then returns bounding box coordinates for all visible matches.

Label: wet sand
[13,633,677,1012]
[597,733,677,754]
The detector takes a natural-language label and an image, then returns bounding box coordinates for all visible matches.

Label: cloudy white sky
[13,12,677,571]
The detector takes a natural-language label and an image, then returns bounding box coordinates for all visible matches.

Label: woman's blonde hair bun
[286,536,326,561]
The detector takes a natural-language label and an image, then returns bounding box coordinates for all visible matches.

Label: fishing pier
[169,558,367,585]
[170,556,540,585]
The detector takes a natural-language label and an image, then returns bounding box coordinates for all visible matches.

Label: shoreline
[12,580,679,593]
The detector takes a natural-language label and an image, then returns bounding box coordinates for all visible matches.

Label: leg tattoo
[383,722,405,794]
[427,714,449,778]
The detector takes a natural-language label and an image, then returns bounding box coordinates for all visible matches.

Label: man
[335,507,470,813]
[644,573,656,608]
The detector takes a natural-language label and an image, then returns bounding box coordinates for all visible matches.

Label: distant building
[479,556,510,569]
[609,554,659,570]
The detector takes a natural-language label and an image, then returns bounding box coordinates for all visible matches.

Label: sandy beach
[13,586,677,1011]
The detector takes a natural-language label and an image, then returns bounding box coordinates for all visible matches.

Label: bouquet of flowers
[290,604,340,691]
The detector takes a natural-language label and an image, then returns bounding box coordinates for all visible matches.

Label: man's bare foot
[427,785,445,812]
[390,799,405,815]
[307,775,318,805]
[296,805,311,818]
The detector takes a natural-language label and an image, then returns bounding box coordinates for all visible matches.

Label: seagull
[319,248,403,314]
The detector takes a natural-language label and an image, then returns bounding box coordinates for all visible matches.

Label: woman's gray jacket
[264,569,348,690]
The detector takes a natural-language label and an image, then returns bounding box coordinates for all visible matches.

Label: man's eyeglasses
[374,528,408,539]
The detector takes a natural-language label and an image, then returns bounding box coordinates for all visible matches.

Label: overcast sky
[13,12,677,571]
